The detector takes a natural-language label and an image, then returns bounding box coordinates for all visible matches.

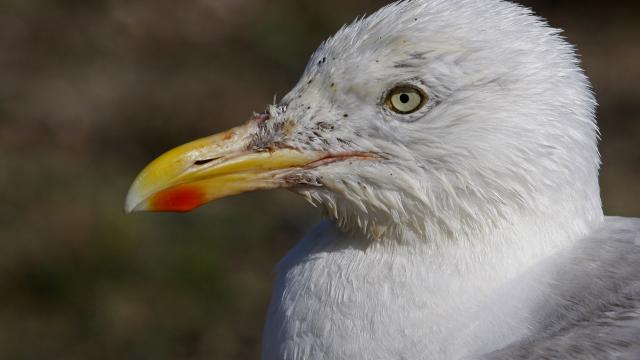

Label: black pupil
[399,93,410,104]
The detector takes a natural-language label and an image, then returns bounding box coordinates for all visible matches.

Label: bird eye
[385,86,427,114]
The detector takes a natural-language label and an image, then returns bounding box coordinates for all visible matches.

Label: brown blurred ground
[0,0,638,359]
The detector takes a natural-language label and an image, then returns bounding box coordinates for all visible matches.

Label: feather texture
[255,1,639,359]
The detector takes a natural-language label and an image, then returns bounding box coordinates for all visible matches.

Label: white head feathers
[257,0,602,244]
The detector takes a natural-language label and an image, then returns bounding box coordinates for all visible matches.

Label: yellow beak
[124,121,324,213]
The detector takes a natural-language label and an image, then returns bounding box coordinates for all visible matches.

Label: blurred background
[0,0,639,359]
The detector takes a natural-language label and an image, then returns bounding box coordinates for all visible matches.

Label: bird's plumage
[258,1,638,359]
[263,218,640,359]
[482,217,640,359]
[126,0,640,358]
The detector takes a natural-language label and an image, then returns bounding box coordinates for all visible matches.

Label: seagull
[125,0,640,359]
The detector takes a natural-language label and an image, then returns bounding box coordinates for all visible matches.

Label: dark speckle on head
[316,122,334,131]
[410,52,427,60]
[336,138,351,146]
[394,61,414,69]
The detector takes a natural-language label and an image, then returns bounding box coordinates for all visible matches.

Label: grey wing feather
[481,217,640,360]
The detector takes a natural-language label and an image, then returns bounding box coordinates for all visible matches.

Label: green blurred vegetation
[0,0,639,359]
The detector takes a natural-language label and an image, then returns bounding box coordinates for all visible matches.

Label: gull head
[126,0,602,243]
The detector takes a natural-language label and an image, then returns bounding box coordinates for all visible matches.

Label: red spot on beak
[150,186,206,212]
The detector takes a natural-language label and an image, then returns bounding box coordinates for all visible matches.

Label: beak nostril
[194,157,222,166]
